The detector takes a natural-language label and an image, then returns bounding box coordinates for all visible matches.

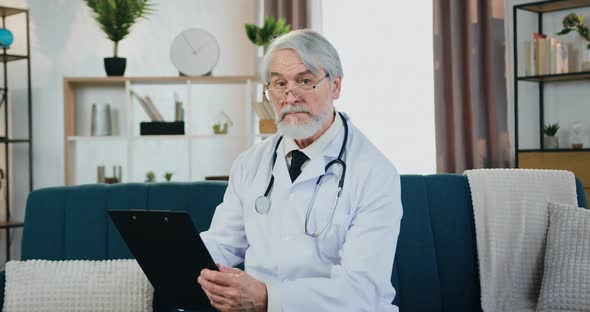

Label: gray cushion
[537,201,590,311]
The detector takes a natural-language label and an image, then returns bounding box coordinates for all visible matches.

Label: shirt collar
[283,110,344,161]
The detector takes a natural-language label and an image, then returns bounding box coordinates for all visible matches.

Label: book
[174,92,183,121]
[524,40,532,76]
[143,96,164,122]
[130,90,157,121]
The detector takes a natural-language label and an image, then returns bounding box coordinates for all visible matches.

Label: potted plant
[164,172,174,182]
[557,13,590,71]
[145,170,155,182]
[543,123,560,149]
[83,0,155,76]
[245,16,291,53]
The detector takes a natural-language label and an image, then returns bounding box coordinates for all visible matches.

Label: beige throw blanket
[465,169,577,312]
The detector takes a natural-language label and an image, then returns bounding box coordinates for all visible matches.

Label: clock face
[170,28,220,76]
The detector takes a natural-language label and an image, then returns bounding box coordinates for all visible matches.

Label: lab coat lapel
[271,138,291,189]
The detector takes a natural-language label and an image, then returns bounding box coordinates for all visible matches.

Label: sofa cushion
[393,174,481,312]
[3,259,153,312]
[537,201,590,311]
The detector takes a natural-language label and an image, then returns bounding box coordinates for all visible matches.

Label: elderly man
[198,29,403,312]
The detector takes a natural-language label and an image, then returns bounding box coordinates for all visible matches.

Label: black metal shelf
[516,0,590,13]
[518,71,590,82]
[519,149,590,152]
[0,6,32,264]
[0,137,30,143]
[0,7,26,18]
[0,221,23,229]
[513,0,590,167]
[0,53,28,63]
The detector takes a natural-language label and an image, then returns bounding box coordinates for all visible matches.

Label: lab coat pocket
[244,191,271,242]
[316,212,352,263]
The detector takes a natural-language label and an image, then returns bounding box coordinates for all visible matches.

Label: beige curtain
[264,0,307,30]
[434,0,513,173]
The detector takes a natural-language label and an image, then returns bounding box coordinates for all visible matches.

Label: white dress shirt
[283,111,344,169]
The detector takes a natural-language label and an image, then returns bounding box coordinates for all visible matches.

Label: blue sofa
[1,174,586,311]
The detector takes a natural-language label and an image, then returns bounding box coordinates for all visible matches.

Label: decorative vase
[104,57,126,76]
[91,103,113,136]
[582,48,590,72]
[544,136,559,149]
[0,28,13,48]
[564,32,587,72]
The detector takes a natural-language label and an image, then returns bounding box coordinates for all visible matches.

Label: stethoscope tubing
[255,112,349,236]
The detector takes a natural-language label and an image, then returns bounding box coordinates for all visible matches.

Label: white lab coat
[201,113,402,312]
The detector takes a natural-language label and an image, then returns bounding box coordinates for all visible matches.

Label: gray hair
[261,29,343,85]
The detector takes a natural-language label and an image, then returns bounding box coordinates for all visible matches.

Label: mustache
[279,105,312,121]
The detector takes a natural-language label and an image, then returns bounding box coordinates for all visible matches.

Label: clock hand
[181,33,198,55]
[195,40,210,54]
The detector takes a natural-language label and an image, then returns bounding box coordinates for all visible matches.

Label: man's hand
[198,264,268,312]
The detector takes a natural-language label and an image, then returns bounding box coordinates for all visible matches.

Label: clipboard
[108,209,217,310]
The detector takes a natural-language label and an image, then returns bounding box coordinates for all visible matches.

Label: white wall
[506,0,590,150]
[0,0,437,261]
[319,0,436,174]
[0,0,257,260]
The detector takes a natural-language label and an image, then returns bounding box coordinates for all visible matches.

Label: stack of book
[524,32,588,76]
[130,90,164,121]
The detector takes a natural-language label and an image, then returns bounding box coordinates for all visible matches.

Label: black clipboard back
[108,209,217,310]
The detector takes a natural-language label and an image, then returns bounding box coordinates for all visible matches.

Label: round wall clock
[170,28,220,76]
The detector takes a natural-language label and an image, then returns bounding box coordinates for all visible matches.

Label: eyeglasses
[264,74,329,103]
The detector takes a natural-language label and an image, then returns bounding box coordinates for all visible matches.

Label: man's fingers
[200,268,236,287]
[219,264,242,274]
[203,287,230,305]
[199,276,238,300]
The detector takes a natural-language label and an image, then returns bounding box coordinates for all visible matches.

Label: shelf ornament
[557,13,590,49]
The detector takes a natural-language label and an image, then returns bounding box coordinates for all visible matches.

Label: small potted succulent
[83,0,155,76]
[145,170,156,182]
[543,123,560,149]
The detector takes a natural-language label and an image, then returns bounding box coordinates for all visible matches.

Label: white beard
[277,104,334,140]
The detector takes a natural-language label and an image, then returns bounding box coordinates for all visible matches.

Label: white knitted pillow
[537,201,590,312]
[3,259,153,312]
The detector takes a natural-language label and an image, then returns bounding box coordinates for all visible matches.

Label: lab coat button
[289,193,295,200]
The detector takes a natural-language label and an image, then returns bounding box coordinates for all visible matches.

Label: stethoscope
[254,112,348,237]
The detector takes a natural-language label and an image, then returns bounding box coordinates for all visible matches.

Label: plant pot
[104,57,126,76]
[544,136,559,149]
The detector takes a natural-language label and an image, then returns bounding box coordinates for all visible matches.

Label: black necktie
[289,150,309,182]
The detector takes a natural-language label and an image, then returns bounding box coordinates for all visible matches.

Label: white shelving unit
[64,76,264,185]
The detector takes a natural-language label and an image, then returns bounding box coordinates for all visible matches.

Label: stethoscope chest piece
[255,195,271,215]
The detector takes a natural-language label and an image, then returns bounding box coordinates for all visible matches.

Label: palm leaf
[83,0,155,56]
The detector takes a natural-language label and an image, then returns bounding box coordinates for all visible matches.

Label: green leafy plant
[557,13,590,49]
[145,170,155,182]
[164,172,173,182]
[245,16,291,51]
[83,0,156,57]
[543,123,560,137]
